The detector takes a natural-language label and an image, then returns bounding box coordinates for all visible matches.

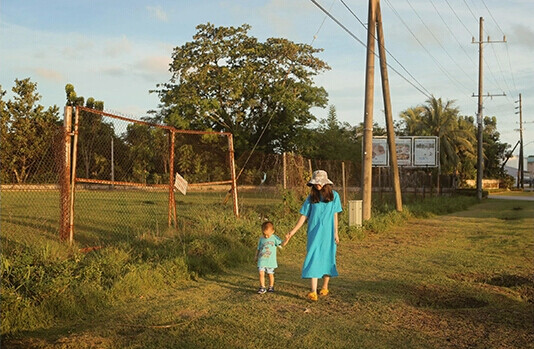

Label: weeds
[1,192,479,336]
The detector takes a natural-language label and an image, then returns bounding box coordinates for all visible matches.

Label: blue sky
[1,0,533,163]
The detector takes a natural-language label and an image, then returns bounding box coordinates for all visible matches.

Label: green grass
[1,190,533,348]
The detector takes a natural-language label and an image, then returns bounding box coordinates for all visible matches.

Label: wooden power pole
[362,0,377,221]
[362,0,403,220]
[516,93,524,189]
[472,17,506,200]
[376,2,402,212]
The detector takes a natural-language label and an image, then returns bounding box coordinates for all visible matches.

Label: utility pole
[471,17,506,200]
[516,93,524,189]
[376,1,402,212]
[362,0,377,221]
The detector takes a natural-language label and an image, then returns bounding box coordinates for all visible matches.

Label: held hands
[282,232,293,247]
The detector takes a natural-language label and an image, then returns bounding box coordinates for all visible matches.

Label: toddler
[255,221,283,294]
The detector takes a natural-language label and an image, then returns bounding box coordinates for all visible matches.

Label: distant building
[528,156,534,185]
[505,163,532,187]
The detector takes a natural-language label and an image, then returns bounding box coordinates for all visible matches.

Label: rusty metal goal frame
[59,106,239,244]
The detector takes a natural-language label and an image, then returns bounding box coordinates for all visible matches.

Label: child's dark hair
[310,184,334,204]
[262,221,274,232]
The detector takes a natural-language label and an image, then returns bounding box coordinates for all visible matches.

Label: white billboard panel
[413,137,437,166]
[372,138,388,166]
[395,138,412,166]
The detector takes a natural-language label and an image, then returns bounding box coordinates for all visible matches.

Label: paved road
[488,194,534,201]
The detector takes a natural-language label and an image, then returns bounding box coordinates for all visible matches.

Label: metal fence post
[59,106,72,242]
[168,130,176,227]
[228,134,239,217]
[68,107,79,244]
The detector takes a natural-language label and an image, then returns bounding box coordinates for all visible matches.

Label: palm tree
[400,97,476,185]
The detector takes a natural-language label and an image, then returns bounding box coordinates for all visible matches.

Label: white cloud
[512,24,534,50]
[135,56,171,75]
[147,5,168,22]
[100,66,127,77]
[32,68,64,82]
[104,36,132,58]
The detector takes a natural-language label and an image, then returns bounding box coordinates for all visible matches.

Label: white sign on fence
[413,137,437,166]
[371,138,389,166]
[174,172,188,195]
[395,138,412,166]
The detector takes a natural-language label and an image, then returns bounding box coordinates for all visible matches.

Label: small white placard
[413,138,437,166]
[174,172,188,195]
[372,138,389,167]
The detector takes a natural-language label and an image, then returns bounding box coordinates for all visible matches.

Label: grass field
[1,190,533,348]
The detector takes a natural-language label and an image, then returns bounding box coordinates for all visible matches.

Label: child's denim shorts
[258,267,275,274]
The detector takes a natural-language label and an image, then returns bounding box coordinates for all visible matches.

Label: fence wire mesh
[2,106,458,246]
[1,123,64,240]
[70,108,234,244]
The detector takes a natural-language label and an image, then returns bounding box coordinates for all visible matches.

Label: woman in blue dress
[285,170,342,301]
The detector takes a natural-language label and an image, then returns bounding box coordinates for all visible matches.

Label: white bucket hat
[307,170,334,187]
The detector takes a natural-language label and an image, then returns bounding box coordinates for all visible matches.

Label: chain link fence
[1,122,64,242]
[2,106,458,247]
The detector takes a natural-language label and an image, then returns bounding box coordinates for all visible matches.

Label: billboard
[395,138,412,166]
[413,137,438,166]
[371,136,438,167]
[372,138,388,166]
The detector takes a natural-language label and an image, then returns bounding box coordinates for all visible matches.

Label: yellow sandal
[306,291,318,301]
[319,289,329,296]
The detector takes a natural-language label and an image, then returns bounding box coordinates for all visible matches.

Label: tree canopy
[398,96,509,180]
[1,78,60,184]
[153,23,330,155]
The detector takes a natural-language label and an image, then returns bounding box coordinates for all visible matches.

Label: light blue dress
[299,191,343,278]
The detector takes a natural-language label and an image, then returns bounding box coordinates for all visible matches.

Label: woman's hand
[282,234,291,246]
[334,234,339,244]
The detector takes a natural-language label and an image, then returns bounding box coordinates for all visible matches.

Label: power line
[310,0,336,46]
[477,0,516,102]
[427,0,477,68]
[405,0,473,84]
[309,0,432,99]
[463,0,478,22]
[505,43,519,94]
[480,0,505,36]
[384,0,470,94]
[445,0,475,37]
[488,44,513,103]
[338,0,432,98]
[459,0,514,104]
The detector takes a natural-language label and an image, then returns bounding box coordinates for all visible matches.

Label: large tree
[153,23,330,155]
[1,78,60,183]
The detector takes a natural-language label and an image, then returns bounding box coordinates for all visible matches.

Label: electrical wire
[463,0,478,22]
[427,0,477,68]
[405,0,473,84]
[338,0,432,100]
[309,0,433,99]
[488,44,513,103]
[480,0,505,35]
[477,0,516,102]
[384,0,470,94]
[310,0,336,46]
[445,0,475,37]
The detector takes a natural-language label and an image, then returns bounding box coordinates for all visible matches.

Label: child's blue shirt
[257,235,283,268]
